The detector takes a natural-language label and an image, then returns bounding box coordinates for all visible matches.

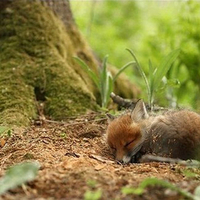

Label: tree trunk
[0,0,137,126]
[44,0,75,27]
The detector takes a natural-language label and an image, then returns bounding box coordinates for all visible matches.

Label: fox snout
[117,156,131,164]
[115,150,132,164]
[115,149,142,164]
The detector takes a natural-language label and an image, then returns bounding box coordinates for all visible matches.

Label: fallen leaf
[65,152,80,158]
[0,138,6,147]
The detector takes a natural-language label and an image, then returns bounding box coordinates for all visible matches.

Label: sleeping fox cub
[106,100,200,163]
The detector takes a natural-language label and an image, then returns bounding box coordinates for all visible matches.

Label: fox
[106,99,200,164]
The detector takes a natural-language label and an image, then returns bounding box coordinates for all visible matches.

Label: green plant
[87,179,97,188]
[127,48,180,110]
[71,1,141,68]
[74,55,134,108]
[0,126,12,137]
[72,1,200,109]
[60,132,67,138]
[84,179,102,200]
[121,177,200,199]
[137,1,200,108]
[84,189,102,200]
[0,162,40,195]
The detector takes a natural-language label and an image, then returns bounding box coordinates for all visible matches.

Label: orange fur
[107,115,141,161]
[106,100,200,163]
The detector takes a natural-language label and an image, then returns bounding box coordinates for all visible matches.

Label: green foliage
[180,167,200,179]
[0,162,40,195]
[60,132,67,138]
[72,0,200,109]
[84,189,102,200]
[183,170,200,178]
[137,1,200,108]
[72,1,141,68]
[127,49,180,109]
[84,179,102,200]
[122,177,195,199]
[74,56,134,108]
[87,180,97,188]
[0,126,12,137]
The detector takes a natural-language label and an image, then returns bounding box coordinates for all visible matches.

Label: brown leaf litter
[0,112,200,200]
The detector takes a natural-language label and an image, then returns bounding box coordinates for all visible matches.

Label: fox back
[106,100,200,163]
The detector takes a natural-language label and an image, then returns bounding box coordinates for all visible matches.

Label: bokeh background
[71,0,200,110]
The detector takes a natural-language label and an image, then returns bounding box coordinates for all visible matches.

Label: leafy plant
[84,179,102,200]
[122,177,198,199]
[0,162,40,195]
[72,1,200,108]
[0,126,12,137]
[181,168,200,179]
[74,55,134,108]
[87,179,97,188]
[84,189,102,200]
[60,132,67,138]
[127,48,180,110]
[71,1,141,68]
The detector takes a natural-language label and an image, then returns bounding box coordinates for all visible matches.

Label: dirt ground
[0,112,200,200]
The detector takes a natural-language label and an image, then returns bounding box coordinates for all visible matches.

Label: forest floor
[0,112,200,200]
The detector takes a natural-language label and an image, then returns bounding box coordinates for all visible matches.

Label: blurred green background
[71,0,200,110]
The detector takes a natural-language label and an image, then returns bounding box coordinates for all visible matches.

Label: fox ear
[131,99,149,122]
[106,113,115,123]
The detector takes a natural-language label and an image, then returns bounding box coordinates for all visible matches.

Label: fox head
[106,100,149,163]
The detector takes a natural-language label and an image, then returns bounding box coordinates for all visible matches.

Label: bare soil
[0,112,199,200]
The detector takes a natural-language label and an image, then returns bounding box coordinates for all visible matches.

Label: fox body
[106,100,200,163]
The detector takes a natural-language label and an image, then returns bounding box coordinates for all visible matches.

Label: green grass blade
[100,55,109,107]
[154,49,180,89]
[127,48,150,102]
[148,59,154,108]
[84,189,102,200]
[105,72,113,107]
[122,187,144,195]
[73,57,100,89]
[113,61,135,82]
[122,177,194,199]
[140,178,193,198]
[148,59,153,91]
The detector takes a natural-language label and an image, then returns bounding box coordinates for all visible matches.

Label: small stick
[110,92,169,112]
[110,92,135,109]
[43,118,107,126]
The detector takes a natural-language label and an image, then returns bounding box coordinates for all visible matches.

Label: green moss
[0,0,98,126]
[0,71,37,126]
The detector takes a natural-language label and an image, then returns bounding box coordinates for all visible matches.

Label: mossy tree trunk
[0,0,137,126]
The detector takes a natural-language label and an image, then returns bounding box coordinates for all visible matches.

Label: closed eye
[125,140,135,147]
[111,146,116,151]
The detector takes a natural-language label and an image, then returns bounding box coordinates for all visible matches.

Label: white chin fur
[122,156,131,163]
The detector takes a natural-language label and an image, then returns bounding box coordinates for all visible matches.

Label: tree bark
[43,0,75,27]
[0,0,138,126]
